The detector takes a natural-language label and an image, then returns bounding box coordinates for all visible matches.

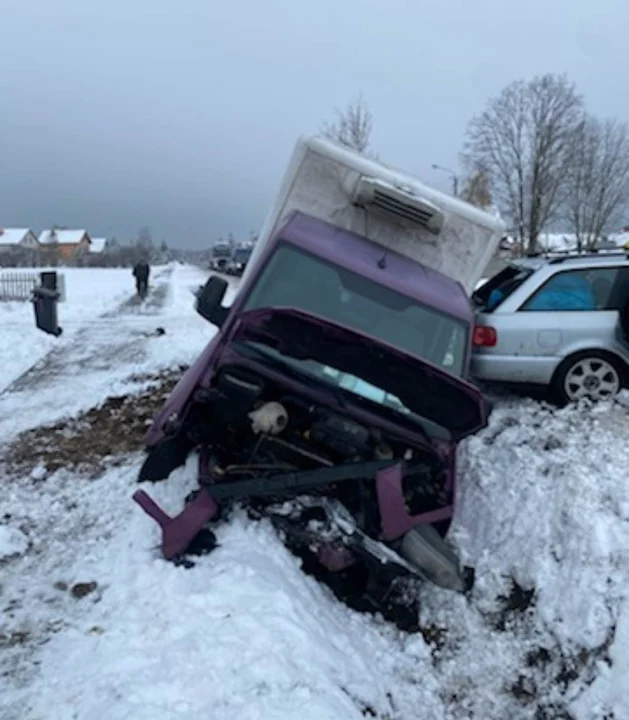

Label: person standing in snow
[133,259,150,298]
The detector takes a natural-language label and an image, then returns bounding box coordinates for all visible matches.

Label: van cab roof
[277,211,473,323]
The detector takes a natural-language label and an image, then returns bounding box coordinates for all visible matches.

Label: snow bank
[418,396,629,718]
[0,457,445,720]
[2,397,629,719]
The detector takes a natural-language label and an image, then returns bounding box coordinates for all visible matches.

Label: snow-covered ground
[0,264,220,441]
[1,265,628,719]
[1,266,142,392]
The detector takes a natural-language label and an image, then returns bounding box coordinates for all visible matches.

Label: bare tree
[321,94,373,154]
[46,229,60,267]
[564,116,629,251]
[462,73,583,253]
[136,226,152,251]
[461,167,493,209]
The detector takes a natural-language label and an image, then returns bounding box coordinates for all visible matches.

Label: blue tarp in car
[524,273,596,311]
[487,272,596,312]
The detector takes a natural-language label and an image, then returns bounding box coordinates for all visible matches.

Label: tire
[138,435,193,482]
[550,350,626,406]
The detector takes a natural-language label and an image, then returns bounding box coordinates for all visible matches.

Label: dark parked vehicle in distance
[226,246,253,276]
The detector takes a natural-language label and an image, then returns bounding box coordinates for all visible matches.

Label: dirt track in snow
[2,267,174,395]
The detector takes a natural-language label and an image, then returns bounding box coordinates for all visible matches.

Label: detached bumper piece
[133,460,468,592]
[133,488,219,560]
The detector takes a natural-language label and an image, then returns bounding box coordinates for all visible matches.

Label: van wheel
[551,350,625,405]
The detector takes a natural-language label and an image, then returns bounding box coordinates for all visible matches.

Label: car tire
[550,350,627,406]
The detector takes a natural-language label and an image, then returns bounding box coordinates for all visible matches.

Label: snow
[536,232,627,252]
[38,229,88,245]
[0,228,33,246]
[0,525,29,560]
[89,237,107,253]
[1,266,145,392]
[0,264,219,439]
[1,264,629,719]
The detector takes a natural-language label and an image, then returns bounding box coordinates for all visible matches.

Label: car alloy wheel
[563,356,621,402]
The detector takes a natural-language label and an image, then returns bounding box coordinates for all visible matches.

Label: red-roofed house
[38,228,92,263]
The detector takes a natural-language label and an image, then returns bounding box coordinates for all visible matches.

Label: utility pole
[431,164,459,197]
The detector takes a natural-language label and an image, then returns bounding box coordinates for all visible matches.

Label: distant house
[38,229,91,262]
[0,227,39,252]
[0,228,40,265]
[89,237,108,254]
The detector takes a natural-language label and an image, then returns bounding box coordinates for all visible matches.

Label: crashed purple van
[134,137,503,600]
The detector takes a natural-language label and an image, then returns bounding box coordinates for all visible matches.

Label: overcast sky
[1,0,626,248]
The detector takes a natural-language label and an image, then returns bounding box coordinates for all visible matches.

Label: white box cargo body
[242,136,505,295]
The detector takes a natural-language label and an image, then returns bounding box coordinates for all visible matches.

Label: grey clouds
[0,0,626,247]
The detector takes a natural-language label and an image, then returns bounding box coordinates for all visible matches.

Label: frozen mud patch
[1,367,187,479]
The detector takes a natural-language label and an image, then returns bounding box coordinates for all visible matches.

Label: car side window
[520,267,621,312]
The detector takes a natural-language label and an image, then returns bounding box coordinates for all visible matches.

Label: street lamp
[431,164,459,197]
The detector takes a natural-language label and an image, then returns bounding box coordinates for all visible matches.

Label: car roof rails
[547,251,629,264]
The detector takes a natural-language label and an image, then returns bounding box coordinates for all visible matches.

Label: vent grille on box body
[352,177,445,235]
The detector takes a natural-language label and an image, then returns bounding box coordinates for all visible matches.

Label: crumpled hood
[229,307,488,440]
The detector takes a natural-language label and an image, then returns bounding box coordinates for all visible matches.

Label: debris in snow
[0,525,29,560]
[70,581,98,600]
[139,326,166,338]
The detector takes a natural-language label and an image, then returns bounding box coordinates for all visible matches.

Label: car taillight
[473,325,497,347]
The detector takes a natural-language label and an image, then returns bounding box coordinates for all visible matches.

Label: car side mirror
[196,275,229,327]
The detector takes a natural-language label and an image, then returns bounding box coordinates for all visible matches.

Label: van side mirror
[196,275,228,327]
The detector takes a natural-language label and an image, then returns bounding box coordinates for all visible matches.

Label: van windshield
[241,242,469,376]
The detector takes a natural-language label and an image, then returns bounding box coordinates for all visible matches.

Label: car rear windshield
[242,241,469,376]
[472,265,534,311]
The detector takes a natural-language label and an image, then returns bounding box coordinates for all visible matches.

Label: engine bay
[178,364,450,536]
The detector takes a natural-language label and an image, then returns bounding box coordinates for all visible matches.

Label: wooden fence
[0,272,39,301]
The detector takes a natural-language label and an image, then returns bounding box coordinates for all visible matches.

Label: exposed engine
[180,365,449,537]
[135,363,469,610]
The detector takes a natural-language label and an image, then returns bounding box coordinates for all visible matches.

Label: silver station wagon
[470,253,629,403]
